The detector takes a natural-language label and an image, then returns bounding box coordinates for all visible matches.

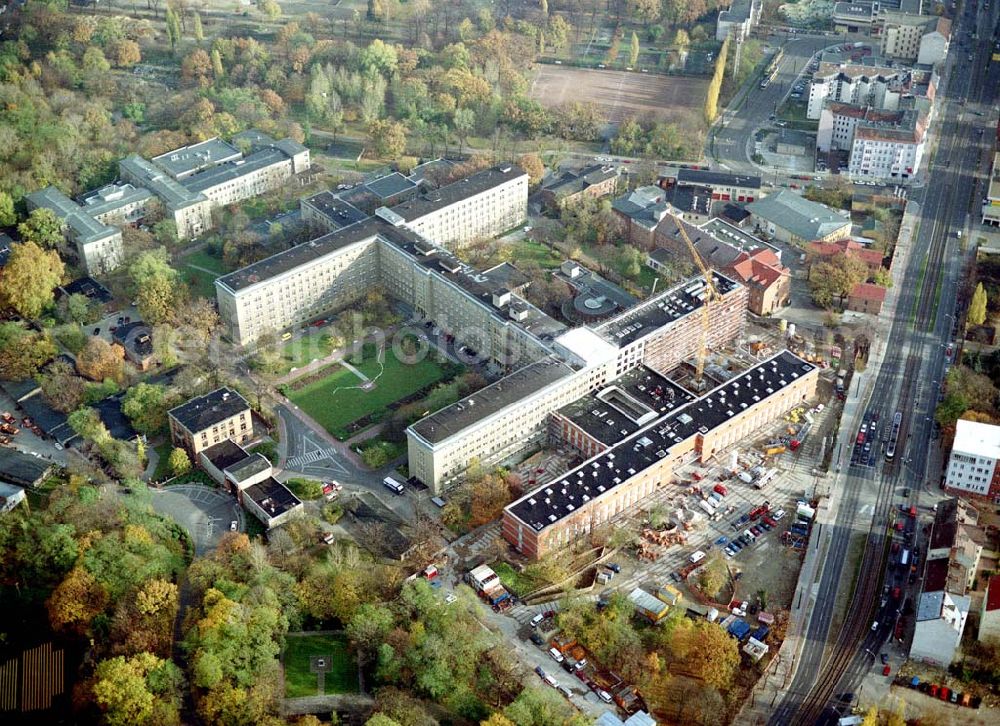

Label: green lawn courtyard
[283,632,356,698]
[510,238,562,268]
[287,346,459,439]
[182,250,228,300]
[278,329,344,374]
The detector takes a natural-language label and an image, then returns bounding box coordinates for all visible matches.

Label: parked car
[549,647,565,663]
[606,562,621,573]
[530,633,544,646]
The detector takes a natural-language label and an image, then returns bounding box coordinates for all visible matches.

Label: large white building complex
[215,164,531,346]
[215,162,765,495]
[26,131,310,275]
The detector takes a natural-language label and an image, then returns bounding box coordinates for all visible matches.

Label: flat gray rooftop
[181,148,289,194]
[411,357,574,445]
[153,137,241,179]
[391,165,525,222]
[596,272,739,348]
[216,217,386,292]
[557,367,694,447]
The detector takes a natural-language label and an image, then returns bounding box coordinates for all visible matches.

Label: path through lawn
[287,347,457,439]
[283,632,356,697]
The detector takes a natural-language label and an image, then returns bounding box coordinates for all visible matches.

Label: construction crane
[668,212,718,385]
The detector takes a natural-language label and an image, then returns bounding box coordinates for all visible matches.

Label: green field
[510,238,562,268]
[287,348,458,439]
[283,633,356,698]
[182,250,228,300]
[278,330,342,374]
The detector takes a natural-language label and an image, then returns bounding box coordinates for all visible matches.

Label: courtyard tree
[629,32,640,67]
[18,208,64,248]
[76,337,125,383]
[0,323,57,380]
[969,282,988,326]
[518,153,545,186]
[129,248,182,325]
[0,241,65,318]
[168,448,191,476]
[122,383,170,435]
[0,190,16,226]
[38,359,86,413]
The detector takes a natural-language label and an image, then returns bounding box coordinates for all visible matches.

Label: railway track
[787,99,960,726]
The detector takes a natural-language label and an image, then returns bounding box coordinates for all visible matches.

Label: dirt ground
[528,65,708,129]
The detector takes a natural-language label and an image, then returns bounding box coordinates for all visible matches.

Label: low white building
[0,481,25,515]
[983,152,1000,227]
[943,419,1000,499]
[910,590,970,667]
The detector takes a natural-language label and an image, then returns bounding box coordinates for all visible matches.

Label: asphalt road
[709,36,843,176]
[759,2,1000,721]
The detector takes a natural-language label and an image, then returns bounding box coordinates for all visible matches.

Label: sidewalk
[734,196,922,725]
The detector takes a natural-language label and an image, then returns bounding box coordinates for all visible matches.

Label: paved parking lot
[150,484,243,555]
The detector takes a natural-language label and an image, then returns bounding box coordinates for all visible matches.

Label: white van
[383,476,405,495]
[689,550,706,564]
[530,613,544,628]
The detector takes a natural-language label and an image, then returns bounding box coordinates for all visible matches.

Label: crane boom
[668,212,718,383]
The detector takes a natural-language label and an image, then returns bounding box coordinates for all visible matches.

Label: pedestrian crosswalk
[287,448,338,468]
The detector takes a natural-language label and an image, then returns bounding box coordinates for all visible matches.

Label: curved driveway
[151,484,243,555]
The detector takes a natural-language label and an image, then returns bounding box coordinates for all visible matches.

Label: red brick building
[503,351,819,559]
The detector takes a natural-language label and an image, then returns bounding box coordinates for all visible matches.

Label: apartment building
[216,220,383,344]
[807,62,936,120]
[168,387,253,456]
[926,498,982,596]
[405,273,748,490]
[981,575,1000,642]
[25,186,124,275]
[503,351,819,559]
[847,109,927,180]
[407,356,595,491]
[612,186,670,247]
[390,165,528,248]
[879,12,951,65]
[943,419,1000,499]
[594,272,747,377]
[651,217,788,316]
[983,152,1000,226]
